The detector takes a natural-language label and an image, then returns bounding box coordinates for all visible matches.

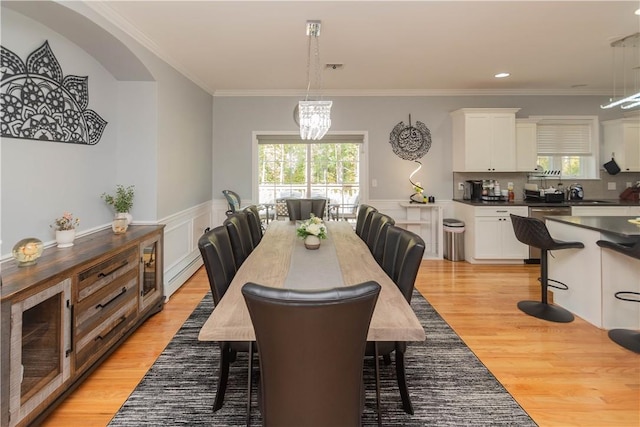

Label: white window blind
[536,119,593,155]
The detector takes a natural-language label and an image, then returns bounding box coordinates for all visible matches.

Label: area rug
[109,291,536,426]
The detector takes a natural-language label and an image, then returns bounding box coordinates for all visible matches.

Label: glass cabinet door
[9,278,71,427]
[139,233,163,312]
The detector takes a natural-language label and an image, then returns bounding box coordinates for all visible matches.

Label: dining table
[198,220,426,423]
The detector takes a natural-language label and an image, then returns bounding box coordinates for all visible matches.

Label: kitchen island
[545,216,640,329]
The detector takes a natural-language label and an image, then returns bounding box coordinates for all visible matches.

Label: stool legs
[518,249,574,323]
[608,291,640,353]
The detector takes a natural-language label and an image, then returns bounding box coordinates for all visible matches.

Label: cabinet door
[139,233,163,312]
[623,123,640,171]
[516,121,538,171]
[474,217,502,258]
[500,216,528,258]
[465,114,493,171]
[491,114,517,171]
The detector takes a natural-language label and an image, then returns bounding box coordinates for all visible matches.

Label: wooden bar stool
[596,239,640,353]
[510,214,584,323]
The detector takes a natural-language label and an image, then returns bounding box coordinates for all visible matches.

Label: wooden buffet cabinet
[0,225,164,427]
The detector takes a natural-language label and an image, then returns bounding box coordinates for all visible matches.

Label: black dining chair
[285,198,327,221]
[596,238,640,353]
[356,204,377,239]
[223,211,255,269]
[510,214,584,323]
[367,225,425,415]
[242,281,381,427]
[197,226,253,416]
[222,190,241,216]
[365,211,395,265]
[243,205,263,247]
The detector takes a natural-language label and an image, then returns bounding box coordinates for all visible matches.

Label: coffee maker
[463,180,483,201]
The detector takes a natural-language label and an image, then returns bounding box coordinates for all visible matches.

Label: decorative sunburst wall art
[389,115,432,203]
[1,41,107,144]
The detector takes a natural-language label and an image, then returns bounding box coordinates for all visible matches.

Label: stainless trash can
[443,218,465,261]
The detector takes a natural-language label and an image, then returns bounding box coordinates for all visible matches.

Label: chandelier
[601,32,640,110]
[299,20,332,140]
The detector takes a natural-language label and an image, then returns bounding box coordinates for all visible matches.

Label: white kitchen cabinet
[451,108,520,172]
[571,206,630,216]
[454,203,528,264]
[516,119,538,171]
[602,118,640,172]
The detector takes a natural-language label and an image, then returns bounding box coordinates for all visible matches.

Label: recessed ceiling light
[635,8,640,15]
[494,72,510,78]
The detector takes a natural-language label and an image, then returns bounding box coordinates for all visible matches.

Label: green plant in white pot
[102,184,135,224]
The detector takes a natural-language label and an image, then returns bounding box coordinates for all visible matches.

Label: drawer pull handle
[66,300,74,357]
[97,260,129,278]
[96,287,127,310]
[95,315,127,341]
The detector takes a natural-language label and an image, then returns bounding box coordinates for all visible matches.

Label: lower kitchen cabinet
[1,225,164,427]
[454,203,528,264]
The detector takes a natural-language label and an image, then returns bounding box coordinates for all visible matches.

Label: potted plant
[296,214,327,250]
[102,184,135,224]
[51,212,80,248]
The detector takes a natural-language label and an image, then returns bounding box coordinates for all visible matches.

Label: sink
[569,200,615,205]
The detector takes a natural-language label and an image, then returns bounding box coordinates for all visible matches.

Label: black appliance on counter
[463,180,483,201]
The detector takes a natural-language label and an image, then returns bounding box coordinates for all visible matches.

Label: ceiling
[51,1,640,96]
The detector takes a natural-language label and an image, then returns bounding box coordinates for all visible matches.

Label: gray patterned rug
[109,291,536,426]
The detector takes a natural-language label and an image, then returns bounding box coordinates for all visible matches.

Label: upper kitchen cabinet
[516,119,538,172]
[451,108,521,172]
[602,117,640,172]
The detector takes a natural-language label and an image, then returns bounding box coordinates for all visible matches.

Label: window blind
[536,119,593,155]
[257,134,364,145]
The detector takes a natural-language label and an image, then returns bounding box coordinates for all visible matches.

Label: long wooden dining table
[198,220,426,343]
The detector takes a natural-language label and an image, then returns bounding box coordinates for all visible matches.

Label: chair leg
[395,344,414,415]
[213,342,231,412]
[383,354,392,365]
[374,342,381,427]
[246,342,253,426]
[517,249,574,323]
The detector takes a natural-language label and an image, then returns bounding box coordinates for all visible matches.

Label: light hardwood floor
[42,261,639,427]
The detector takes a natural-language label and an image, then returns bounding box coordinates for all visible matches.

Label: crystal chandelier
[299,20,332,140]
[601,32,640,110]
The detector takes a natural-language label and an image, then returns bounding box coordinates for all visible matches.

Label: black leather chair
[243,205,263,247]
[222,190,241,216]
[286,198,327,221]
[510,214,584,323]
[368,225,425,415]
[242,281,381,427]
[365,212,395,265]
[223,211,255,269]
[356,204,377,240]
[596,239,640,353]
[197,226,253,415]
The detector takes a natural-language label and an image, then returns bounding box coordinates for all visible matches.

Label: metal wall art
[1,41,107,144]
[389,115,432,203]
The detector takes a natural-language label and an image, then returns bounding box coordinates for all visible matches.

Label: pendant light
[601,32,640,110]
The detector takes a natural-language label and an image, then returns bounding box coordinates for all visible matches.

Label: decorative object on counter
[567,183,584,200]
[603,156,621,175]
[296,214,327,250]
[102,184,135,224]
[12,237,44,267]
[0,41,107,144]
[619,182,640,202]
[112,214,129,234]
[51,212,79,248]
[389,114,432,204]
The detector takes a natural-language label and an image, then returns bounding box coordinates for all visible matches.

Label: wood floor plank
[41,261,640,427]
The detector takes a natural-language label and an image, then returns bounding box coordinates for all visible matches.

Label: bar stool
[510,214,584,323]
[596,239,640,353]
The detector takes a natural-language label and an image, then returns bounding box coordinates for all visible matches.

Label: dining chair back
[381,225,425,303]
[197,226,237,304]
[243,205,263,247]
[222,190,241,216]
[242,281,381,427]
[286,198,327,221]
[357,204,377,240]
[223,211,255,268]
[366,212,396,264]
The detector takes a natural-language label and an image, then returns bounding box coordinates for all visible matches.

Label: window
[533,116,599,179]
[255,134,363,209]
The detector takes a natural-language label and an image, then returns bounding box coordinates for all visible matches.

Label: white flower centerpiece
[296,214,327,250]
[51,211,80,248]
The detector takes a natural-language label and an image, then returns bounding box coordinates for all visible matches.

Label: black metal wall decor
[388,115,432,203]
[1,41,107,144]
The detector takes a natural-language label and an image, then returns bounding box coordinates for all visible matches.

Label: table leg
[246,342,253,425]
[374,342,381,427]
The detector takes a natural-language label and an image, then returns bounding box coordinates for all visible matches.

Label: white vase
[304,234,321,250]
[55,229,76,248]
[118,212,133,225]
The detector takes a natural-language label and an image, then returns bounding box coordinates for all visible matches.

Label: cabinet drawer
[77,247,138,302]
[74,269,138,338]
[74,296,138,373]
[474,206,528,217]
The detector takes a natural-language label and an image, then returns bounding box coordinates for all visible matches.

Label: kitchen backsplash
[453,171,640,201]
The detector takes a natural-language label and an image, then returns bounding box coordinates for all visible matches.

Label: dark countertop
[546,216,640,238]
[453,198,640,208]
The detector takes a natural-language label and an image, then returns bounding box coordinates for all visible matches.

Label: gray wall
[212,95,628,203]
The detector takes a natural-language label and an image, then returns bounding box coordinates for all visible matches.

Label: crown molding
[213,88,611,97]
